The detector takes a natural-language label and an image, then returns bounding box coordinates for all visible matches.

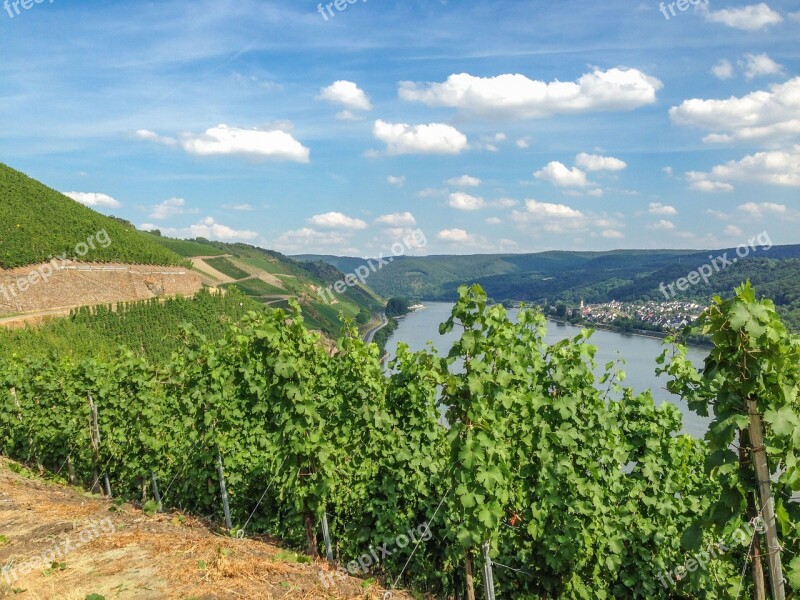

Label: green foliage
[2,282,799,598]
[205,257,251,280]
[386,297,412,318]
[0,163,188,269]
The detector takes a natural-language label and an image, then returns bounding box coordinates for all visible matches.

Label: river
[382,302,711,438]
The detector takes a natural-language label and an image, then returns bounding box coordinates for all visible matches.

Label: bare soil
[0,457,411,600]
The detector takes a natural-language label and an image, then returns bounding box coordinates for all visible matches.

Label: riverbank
[547,317,713,348]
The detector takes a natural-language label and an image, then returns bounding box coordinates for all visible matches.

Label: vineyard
[0,163,189,269]
[2,284,800,598]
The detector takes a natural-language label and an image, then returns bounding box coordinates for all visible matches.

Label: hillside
[0,163,187,269]
[145,235,384,336]
[0,456,405,599]
[298,246,800,329]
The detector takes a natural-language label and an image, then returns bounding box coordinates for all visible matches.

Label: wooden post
[747,398,785,600]
[482,542,496,600]
[321,513,334,562]
[741,428,767,600]
[465,548,476,600]
[151,470,163,512]
[216,450,233,529]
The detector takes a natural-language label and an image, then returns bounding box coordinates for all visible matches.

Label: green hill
[145,235,385,336]
[0,163,187,268]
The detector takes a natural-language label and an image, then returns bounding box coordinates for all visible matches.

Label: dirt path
[0,458,412,600]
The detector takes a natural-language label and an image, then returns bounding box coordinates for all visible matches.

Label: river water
[383,302,711,438]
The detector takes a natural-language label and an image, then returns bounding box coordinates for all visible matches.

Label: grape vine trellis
[1,283,799,598]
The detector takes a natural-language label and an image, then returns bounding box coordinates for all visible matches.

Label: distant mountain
[0,163,187,269]
[294,246,800,330]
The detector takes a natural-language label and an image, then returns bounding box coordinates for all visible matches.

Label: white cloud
[449,192,486,211]
[534,161,589,187]
[706,209,732,220]
[375,212,416,226]
[711,59,734,80]
[486,217,503,225]
[63,192,121,209]
[662,166,675,177]
[790,11,800,22]
[740,53,784,80]
[222,203,255,211]
[669,77,800,144]
[737,202,787,217]
[373,120,468,155]
[601,229,625,239]
[648,219,676,231]
[704,3,783,30]
[521,199,584,219]
[319,80,372,112]
[649,203,678,216]
[271,228,351,254]
[399,67,663,119]
[149,197,198,220]
[309,212,368,230]
[387,175,406,187]
[141,217,258,242]
[138,125,311,163]
[688,178,736,193]
[687,147,800,190]
[437,228,472,242]
[493,198,519,208]
[516,137,531,149]
[724,225,744,237]
[575,152,627,172]
[447,175,482,188]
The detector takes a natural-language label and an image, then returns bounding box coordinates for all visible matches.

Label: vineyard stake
[216,450,233,529]
[321,513,334,562]
[482,542,496,600]
[465,548,476,600]
[151,470,163,512]
[747,397,786,599]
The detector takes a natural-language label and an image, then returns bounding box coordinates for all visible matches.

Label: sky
[1,0,799,257]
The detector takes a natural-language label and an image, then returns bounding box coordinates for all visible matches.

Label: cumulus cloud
[724,225,744,237]
[520,199,584,219]
[387,175,406,187]
[399,67,662,119]
[687,147,800,191]
[375,212,416,226]
[712,59,735,80]
[271,228,351,254]
[63,192,121,208]
[137,125,310,162]
[575,152,627,172]
[648,219,676,231]
[373,120,468,155]
[140,217,258,241]
[448,192,485,211]
[448,175,482,188]
[534,162,589,187]
[670,77,800,144]
[437,228,472,242]
[704,3,783,30]
[738,202,787,217]
[222,203,255,211]
[309,212,368,230]
[486,217,503,225]
[649,203,678,216]
[516,137,531,149]
[319,80,372,112]
[740,53,784,80]
[148,197,197,220]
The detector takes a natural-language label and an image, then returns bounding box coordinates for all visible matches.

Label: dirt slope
[0,458,411,600]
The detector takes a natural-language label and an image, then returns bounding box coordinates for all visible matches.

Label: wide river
[383,302,711,438]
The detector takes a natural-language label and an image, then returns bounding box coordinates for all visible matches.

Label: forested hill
[0,163,187,268]
[296,246,800,329]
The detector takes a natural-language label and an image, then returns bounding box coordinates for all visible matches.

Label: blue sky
[1,0,799,256]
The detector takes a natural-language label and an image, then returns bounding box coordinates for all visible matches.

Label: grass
[143,234,227,258]
[223,278,286,297]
